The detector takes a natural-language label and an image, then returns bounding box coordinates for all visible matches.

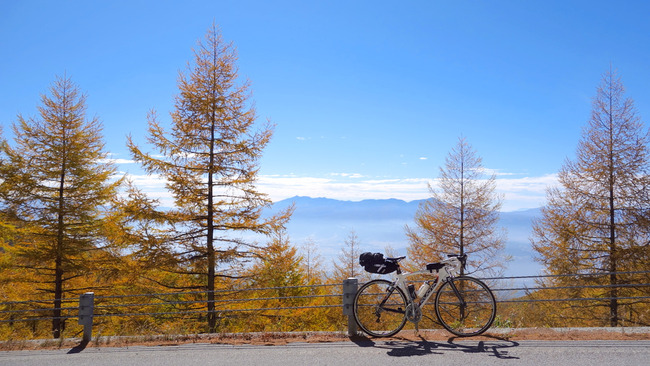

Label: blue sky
[2,0,650,211]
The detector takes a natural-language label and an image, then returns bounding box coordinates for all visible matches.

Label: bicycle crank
[405,303,422,323]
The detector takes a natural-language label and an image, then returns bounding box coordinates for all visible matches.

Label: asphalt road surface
[2,339,649,365]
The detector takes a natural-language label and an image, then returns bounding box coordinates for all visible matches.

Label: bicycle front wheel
[353,279,408,337]
[434,276,496,337]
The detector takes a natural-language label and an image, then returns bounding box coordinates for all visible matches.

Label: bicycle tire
[353,279,408,337]
[434,276,496,337]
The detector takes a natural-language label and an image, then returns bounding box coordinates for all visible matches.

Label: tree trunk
[53,257,63,338]
[609,179,618,327]
[206,113,217,334]
[53,153,67,339]
[607,87,618,327]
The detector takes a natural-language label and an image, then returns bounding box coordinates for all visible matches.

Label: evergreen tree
[532,68,650,326]
[406,137,506,275]
[0,75,120,338]
[127,24,291,332]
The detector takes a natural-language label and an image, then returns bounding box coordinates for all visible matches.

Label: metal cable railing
[1,271,648,335]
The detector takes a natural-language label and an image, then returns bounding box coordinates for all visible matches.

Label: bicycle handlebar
[446,254,467,270]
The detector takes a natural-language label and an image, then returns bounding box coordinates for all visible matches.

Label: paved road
[2,339,649,365]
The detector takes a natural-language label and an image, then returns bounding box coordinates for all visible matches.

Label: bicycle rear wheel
[353,279,408,337]
[434,276,496,337]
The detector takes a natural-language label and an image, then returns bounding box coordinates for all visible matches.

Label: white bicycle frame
[390,256,464,311]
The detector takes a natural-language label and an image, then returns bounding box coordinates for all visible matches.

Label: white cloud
[330,173,365,179]
[101,158,137,164]
[102,152,136,165]
[121,172,559,213]
[256,173,558,211]
[121,173,175,207]
[479,167,518,176]
[495,174,558,195]
[256,175,431,202]
[494,174,558,211]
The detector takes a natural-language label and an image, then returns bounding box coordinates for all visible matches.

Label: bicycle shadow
[351,334,520,360]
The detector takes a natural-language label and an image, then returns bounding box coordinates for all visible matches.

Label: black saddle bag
[359,252,398,274]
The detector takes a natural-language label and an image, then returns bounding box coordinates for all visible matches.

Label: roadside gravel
[1,327,649,351]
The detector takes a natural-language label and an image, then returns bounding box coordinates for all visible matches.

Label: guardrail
[1,271,649,340]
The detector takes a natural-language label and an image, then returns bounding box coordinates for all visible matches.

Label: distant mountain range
[264,196,544,278]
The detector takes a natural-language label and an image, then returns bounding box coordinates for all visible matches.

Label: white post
[78,292,94,343]
[342,278,358,336]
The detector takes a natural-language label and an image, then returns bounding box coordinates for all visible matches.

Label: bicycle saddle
[385,256,406,262]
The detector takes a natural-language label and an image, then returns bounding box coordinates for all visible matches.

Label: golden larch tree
[330,230,370,283]
[301,238,325,286]
[406,137,506,276]
[0,75,120,338]
[127,25,291,333]
[532,68,650,326]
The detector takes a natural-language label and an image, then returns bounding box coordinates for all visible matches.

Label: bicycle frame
[390,256,463,315]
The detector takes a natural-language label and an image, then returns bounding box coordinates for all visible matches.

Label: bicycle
[353,253,496,337]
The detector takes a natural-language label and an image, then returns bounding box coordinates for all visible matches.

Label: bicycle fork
[446,277,468,320]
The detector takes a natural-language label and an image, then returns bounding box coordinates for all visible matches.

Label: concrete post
[78,292,94,343]
[342,278,358,336]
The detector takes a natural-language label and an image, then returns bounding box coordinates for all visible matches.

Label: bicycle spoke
[354,280,408,337]
[435,276,496,337]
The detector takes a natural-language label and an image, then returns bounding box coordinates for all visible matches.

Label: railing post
[342,278,358,336]
[78,292,94,343]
